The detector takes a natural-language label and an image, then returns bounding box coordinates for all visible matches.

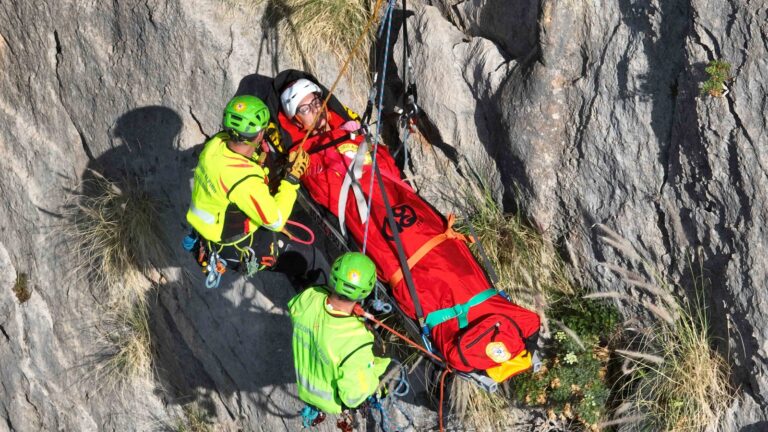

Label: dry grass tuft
[66,171,169,306]
[176,403,214,432]
[594,226,733,431]
[461,191,574,309]
[264,0,373,80]
[96,298,153,383]
[66,171,168,384]
[449,377,516,430]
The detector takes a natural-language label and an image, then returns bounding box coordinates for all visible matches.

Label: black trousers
[217,229,329,288]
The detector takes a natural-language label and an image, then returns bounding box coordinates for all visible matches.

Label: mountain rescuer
[288,252,391,425]
[186,95,328,286]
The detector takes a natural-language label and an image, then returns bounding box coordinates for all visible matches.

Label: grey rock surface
[406,0,768,429]
[2,0,767,430]
[0,1,427,431]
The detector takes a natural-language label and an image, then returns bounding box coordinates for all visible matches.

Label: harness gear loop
[388,214,474,287]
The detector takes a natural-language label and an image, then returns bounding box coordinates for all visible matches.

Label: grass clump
[593,225,733,431]
[66,171,168,384]
[175,404,214,432]
[68,171,169,304]
[460,190,574,310]
[265,0,373,79]
[618,295,731,431]
[449,377,517,430]
[13,272,32,303]
[700,59,731,97]
[97,299,153,382]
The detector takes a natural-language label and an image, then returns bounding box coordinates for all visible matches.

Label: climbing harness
[182,221,316,289]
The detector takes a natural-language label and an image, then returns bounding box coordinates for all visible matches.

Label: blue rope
[362,0,397,254]
[367,395,391,432]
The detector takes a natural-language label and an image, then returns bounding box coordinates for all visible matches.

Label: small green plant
[13,272,32,303]
[514,297,621,427]
[176,404,214,432]
[700,59,731,97]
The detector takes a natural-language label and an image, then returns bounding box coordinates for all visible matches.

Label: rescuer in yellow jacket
[186,95,327,285]
[288,252,391,419]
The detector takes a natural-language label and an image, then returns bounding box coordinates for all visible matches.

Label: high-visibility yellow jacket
[186,132,299,243]
[288,287,391,414]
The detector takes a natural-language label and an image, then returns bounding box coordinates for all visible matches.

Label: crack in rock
[52,29,95,161]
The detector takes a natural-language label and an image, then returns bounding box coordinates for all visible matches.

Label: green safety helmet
[329,252,377,301]
[222,95,270,139]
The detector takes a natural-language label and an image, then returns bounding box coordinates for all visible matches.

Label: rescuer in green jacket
[288,252,391,418]
[186,95,327,286]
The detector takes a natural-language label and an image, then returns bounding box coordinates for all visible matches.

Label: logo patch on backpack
[486,342,512,363]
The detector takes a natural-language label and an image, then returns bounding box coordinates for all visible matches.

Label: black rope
[373,162,426,324]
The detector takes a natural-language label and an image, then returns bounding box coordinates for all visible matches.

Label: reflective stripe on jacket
[186,132,299,242]
[288,287,391,413]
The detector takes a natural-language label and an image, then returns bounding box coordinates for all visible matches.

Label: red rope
[283,219,315,245]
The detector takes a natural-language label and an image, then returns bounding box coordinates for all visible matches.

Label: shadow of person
[76,106,308,426]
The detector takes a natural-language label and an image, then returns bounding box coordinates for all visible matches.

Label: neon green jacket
[186,132,299,242]
[288,287,391,414]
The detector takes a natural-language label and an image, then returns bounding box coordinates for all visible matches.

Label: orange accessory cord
[352,304,453,432]
[388,214,473,287]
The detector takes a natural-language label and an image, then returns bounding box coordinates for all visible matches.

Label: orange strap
[388,214,473,287]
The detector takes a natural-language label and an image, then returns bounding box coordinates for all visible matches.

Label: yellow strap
[388,214,473,287]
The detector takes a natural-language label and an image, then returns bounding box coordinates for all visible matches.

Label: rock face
[404,0,768,429]
[1,0,767,431]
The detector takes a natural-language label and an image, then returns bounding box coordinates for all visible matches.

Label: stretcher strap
[388,214,473,287]
[424,288,498,330]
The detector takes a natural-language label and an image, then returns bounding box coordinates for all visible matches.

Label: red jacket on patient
[278,107,540,374]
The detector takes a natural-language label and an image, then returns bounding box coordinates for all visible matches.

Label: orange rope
[439,368,451,432]
[297,0,388,152]
[353,304,453,432]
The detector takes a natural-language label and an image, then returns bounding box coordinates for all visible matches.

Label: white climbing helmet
[280,78,321,118]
